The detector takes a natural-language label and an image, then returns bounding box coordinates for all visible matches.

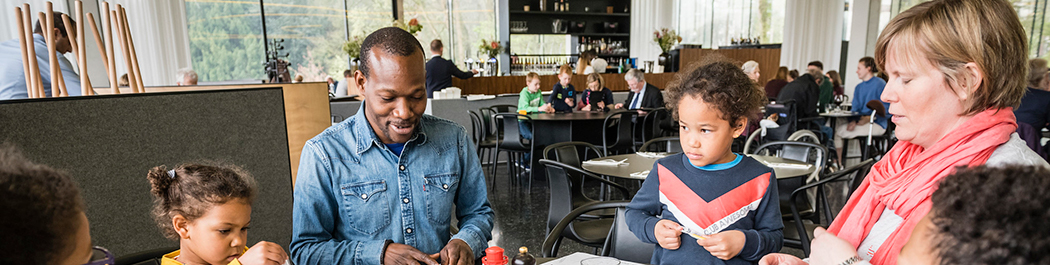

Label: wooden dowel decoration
[42,10,61,97]
[112,9,134,94]
[119,6,143,93]
[86,13,110,75]
[23,4,43,98]
[62,13,90,96]
[74,1,93,95]
[101,1,117,94]
[15,7,34,98]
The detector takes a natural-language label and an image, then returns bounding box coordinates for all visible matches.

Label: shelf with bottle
[509,55,574,76]
[509,10,630,17]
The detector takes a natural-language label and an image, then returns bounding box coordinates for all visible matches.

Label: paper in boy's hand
[681,226,707,240]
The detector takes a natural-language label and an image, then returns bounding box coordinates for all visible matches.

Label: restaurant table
[539,252,648,265]
[819,111,862,130]
[581,153,816,180]
[527,109,635,147]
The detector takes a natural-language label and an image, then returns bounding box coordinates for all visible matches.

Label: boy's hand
[613,103,624,109]
[239,241,289,265]
[654,220,683,250]
[539,104,552,113]
[696,230,745,260]
[565,98,574,107]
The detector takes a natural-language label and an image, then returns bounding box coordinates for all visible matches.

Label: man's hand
[565,98,574,107]
[613,103,624,109]
[470,69,479,74]
[238,241,288,265]
[696,230,745,260]
[654,219,683,250]
[758,253,807,265]
[428,239,474,265]
[385,243,439,265]
[847,121,857,131]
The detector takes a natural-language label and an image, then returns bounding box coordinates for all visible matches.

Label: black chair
[542,142,614,218]
[493,113,535,191]
[783,159,875,255]
[478,107,499,144]
[743,101,799,154]
[600,207,655,263]
[541,159,630,251]
[469,110,498,166]
[638,136,682,153]
[603,111,639,155]
[753,141,828,224]
[541,200,630,258]
[543,141,605,168]
[115,246,179,265]
[639,108,672,144]
[489,104,517,113]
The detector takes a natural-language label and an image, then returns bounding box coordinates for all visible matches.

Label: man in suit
[614,68,664,110]
[425,39,477,98]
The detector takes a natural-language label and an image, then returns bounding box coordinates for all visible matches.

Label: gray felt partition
[0,88,293,257]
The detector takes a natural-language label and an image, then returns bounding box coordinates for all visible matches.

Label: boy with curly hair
[625,59,782,264]
[897,165,1050,265]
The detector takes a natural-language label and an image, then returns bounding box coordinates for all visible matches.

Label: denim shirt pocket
[423,173,459,224]
[340,180,390,235]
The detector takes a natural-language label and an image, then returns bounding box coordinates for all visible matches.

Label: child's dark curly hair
[147,163,257,240]
[665,57,767,125]
[0,145,85,265]
[929,165,1050,265]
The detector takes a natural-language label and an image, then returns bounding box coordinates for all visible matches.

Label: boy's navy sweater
[548,83,576,112]
[626,153,783,265]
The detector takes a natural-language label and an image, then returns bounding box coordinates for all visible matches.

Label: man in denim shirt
[291,27,494,265]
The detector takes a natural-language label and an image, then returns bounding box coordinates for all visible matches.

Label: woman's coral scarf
[826,108,1016,265]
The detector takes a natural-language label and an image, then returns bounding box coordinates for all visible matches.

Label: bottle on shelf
[510,247,536,265]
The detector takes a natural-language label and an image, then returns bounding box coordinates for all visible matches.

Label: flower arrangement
[653,28,682,53]
[478,39,502,59]
[393,18,423,35]
[342,35,364,60]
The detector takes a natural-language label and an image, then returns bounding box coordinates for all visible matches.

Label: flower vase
[658,52,669,66]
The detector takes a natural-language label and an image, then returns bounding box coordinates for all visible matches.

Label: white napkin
[636,152,670,158]
[764,162,812,169]
[630,170,651,178]
[582,158,628,166]
[759,119,780,137]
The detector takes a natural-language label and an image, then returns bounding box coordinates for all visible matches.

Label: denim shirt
[291,105,494,264]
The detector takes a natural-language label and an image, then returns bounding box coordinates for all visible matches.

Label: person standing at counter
[424,39,477,98]
[548,64,577,112]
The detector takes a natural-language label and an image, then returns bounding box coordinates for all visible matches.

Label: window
[186,0,265,82]
[676,0,784,48]
[187,0,493,82]
[879,0,1048,58]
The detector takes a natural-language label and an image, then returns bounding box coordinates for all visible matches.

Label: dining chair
[542,142,614,218]
[540,200,630,258]
[753,141,828,225]
[600,207,655,263]
[841,100,893,163]
[638,136,682,153]
[468,110,498,167]
[493,113,534,192]
[602,111,639,155]
[540,159,630,253]
[639,107,672,144]
[783,159,874,256]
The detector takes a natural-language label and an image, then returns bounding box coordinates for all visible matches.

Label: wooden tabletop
[582,153,815,180]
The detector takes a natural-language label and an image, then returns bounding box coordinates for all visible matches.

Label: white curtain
[1,0,69,41]
[630,0,675,71]
[105,0,191,86]
[781,0,845,73]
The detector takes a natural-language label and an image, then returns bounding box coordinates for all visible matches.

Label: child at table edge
[518,72,551,141]
[625,59,783,265]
